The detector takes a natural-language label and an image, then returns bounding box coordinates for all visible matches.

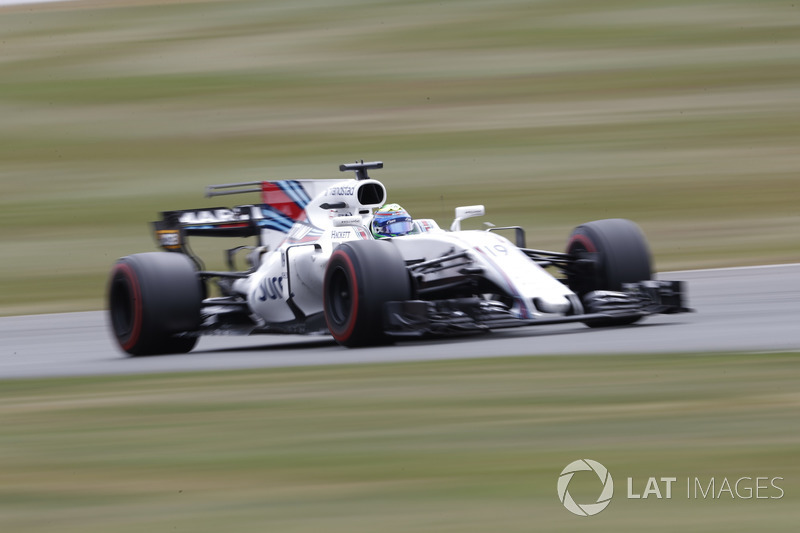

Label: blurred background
[1,0,799,315]
[2,3,799,532]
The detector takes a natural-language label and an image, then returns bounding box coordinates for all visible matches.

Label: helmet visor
[381,219,414,236]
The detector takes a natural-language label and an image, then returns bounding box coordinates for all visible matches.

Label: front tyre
[108,252,202,356]
[323,240,411,347]
[566,218,652,327]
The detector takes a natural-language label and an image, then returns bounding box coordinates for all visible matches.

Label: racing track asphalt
[1,264,798,379]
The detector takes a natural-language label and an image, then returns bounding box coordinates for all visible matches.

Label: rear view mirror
[450,205,485,231]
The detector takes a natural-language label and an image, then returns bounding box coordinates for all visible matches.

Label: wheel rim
[567,234,601,296]
[110,274,134,339]
[327,266,353,328]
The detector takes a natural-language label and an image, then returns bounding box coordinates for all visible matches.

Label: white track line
[660,263,800,275]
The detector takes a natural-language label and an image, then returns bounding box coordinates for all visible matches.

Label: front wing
[383,280,690,338]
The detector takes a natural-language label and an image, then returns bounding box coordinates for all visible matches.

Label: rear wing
[153,205,260,251]
[153,162,387,252]
[153,180,325,251]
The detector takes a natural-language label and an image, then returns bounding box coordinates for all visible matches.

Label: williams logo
[557,459,614,517]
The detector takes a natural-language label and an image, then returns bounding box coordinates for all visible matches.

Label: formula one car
[108,161,689,355]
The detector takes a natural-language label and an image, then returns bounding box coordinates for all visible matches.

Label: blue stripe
[257,220,293,232]
[280,180,310,207]
[288,180,312,205]
[259,206,295,232]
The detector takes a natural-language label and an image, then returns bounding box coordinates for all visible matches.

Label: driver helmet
[371,203,413,238]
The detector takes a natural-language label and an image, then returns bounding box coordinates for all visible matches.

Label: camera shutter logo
[557,459,614,517]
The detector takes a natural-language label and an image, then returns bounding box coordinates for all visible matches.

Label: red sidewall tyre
[566,218,652,295]
[108,263,144,352]
[324,249,361,342]
[108,252,202,356]
[323,240,411,347]
[566,218,653,328]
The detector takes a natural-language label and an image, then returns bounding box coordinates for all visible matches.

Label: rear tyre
[108,252,202,356]
[565,218,652,327]
[323,240,411,347]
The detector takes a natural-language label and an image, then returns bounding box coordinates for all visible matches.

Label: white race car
[108,161,689,355]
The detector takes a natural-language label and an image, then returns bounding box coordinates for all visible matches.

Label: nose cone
[533,295,572,314]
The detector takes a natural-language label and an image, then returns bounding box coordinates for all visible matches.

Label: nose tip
[533,295,571,314]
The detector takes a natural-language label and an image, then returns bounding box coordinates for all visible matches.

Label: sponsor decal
[331,229,352,240]
[327,185,355,196]
[156,230,182,250]
[257,276,284,301]
[332,215,360,225]
[178,208,248,225]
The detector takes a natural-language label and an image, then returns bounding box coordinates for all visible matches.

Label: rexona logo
[557,459,614,517]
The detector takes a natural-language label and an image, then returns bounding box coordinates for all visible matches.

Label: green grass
[1,0,799,315]
[1,353,799,532]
